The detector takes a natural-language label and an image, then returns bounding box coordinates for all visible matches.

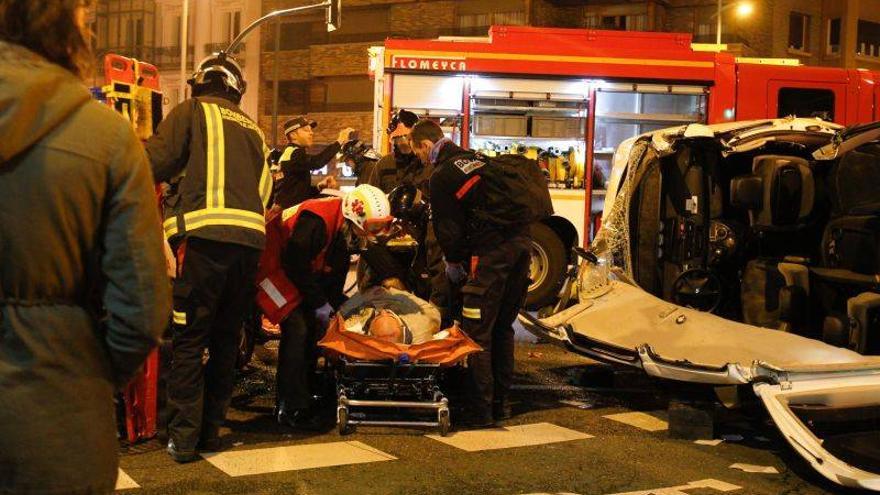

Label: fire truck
[368,25,880,308]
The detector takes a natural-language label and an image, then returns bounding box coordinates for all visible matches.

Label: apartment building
[91,0,880,149]
[90,0,263,119]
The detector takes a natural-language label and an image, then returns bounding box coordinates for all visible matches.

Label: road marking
[201,441,396,477]
[520,479,742,495]
[603,411,668,432]
[729,463,779,474]
[605,478,742,494]
[695,439,724,446]
[427,422,592,452]
[115,469,139,490]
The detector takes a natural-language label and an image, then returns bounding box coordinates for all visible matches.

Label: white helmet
[342,184,393,237]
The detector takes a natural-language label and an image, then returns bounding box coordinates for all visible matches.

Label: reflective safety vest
[255,197,344,323]
[159,97,273,250]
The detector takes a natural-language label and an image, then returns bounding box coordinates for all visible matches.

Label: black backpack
[470,153,554,229]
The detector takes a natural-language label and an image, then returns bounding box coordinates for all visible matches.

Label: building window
[599,14,646,32]
[827,18,841,55]
[858,20,880,58]
[585,15,599,29]
[309,76,374,112]
[277,20,324,50]
[778,88,834,121]
[268,81,308,115]
[327,7,390,43]
[457,11,525,33]
[125,17,144,48]
[222,10,241,44]
[789,12,811,52]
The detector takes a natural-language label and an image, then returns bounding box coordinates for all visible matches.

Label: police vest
[255,197,344,323]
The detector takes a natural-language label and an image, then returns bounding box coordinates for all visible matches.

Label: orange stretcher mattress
[318,316,482,366]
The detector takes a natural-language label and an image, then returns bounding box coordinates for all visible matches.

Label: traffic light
[326,0,341,32]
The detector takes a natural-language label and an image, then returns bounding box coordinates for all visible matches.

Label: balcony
[153,45,195,71]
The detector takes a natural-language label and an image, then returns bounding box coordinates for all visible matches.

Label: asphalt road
[116,342,858,495]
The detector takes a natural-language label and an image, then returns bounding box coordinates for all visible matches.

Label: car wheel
[525,222,567,310]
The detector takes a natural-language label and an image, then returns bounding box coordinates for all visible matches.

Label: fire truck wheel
[525,222,566,310]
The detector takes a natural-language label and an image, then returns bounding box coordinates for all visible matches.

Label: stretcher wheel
[337,407,350,435]
[438,408,451,437]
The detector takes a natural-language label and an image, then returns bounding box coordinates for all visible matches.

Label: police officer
[146,53,272,462]
[362,109,424,193]
[273,115,354,209]
[255,185,393,428]
[409,119,532,428]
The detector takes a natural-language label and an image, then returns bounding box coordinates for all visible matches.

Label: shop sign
[390,56,467,72]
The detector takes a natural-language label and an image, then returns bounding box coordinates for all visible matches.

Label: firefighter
[362,109,424,193]
[272,115,354,209]
[410,119,532,428]
[255,185,393,428]
[146,53,272,462]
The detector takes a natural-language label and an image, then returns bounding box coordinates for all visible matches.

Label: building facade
[90,0,263,119]
[91,0,880,149]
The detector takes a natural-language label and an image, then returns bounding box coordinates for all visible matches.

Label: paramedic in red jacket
[256,184,393,428]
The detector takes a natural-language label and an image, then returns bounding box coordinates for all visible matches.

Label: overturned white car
[520,117,880,491]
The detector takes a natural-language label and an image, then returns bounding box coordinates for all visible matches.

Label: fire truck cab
[369,26,880,309]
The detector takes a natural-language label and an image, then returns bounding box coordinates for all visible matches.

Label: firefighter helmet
[188,52,246,97]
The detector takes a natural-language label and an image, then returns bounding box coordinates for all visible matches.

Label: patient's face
[369,310,404,343]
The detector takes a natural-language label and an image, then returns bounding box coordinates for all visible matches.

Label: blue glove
[445,261,468,284]
[314,302,334,328]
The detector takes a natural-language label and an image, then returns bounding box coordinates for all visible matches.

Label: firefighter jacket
[0,40,170,494]
[146,95,272,250]
[256,197,347,323]
[273,141,341,209]
[364,148,430,197]
[429,140,527,263]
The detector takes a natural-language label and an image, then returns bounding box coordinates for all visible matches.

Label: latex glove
[445,261,468,285]
[314,302,334,328]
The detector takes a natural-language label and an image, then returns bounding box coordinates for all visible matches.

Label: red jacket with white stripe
[255,197,344,323]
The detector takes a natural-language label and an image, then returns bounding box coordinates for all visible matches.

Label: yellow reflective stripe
[163,208,266,238]
[202,102,226,209]
[279,146,294,162]
[462,307,481,320]
[215,105,226,207]
[172,310,187,325]
[259,162,272,208]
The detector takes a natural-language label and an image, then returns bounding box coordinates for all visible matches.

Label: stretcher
[319,316,481,436]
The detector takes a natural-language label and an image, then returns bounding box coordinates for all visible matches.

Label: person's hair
[0,0,95,78]
[410,119,445,145]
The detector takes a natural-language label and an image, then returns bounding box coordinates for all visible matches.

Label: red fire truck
[369,25,880,308]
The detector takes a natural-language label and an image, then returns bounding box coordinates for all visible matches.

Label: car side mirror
[730,175,763,210]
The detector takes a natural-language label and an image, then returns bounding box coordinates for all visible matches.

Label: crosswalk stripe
[426,422,592,452]
[115,468,139,490]
[603,411,669,432]
[200,441,396,477]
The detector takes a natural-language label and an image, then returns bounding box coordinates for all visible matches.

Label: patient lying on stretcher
[338,285,448,345]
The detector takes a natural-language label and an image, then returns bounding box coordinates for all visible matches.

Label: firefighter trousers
[460,234,532,420]
[166,238,260,450]
[277,306,321,410]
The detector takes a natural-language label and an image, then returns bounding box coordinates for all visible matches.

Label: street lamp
[715,0,754,46]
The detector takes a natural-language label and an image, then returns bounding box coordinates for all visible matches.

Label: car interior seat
[731,155,815,332]
[810,145,880,353]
